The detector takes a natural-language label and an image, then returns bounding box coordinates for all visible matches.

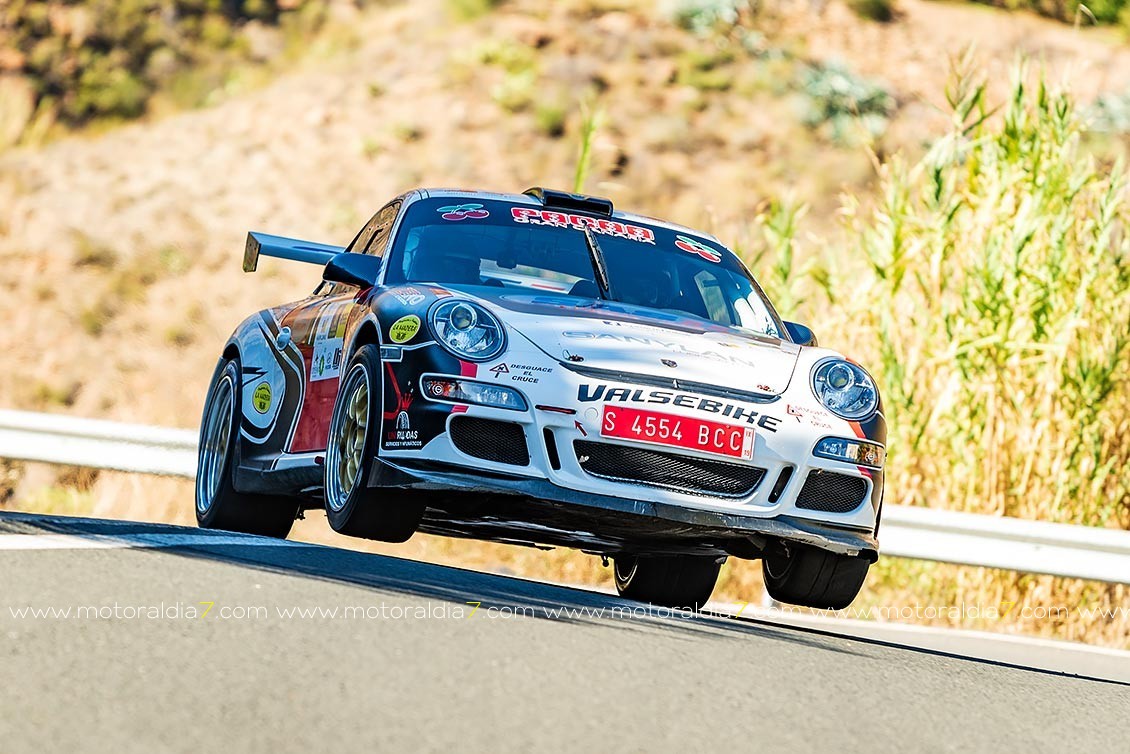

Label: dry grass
[739,60,1130,646]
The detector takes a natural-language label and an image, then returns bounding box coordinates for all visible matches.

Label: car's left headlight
[429,299,506,362]
[811,359,879,420]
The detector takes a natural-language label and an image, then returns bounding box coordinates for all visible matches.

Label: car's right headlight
[428,299,506,362]
[811,359,879,420]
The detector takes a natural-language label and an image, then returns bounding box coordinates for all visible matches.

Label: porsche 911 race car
[195,187,886,610]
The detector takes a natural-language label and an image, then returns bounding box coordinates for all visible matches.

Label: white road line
[0,533,313,551]
[725,604,1130,660]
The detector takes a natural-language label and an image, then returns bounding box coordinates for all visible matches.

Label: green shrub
[535,101,567,138]
[0,0,324,130]
[848,0,898,22]
[800,62,894,144]
[492,69,537,112]
[1087,91,1130,133]
[664,0,746,34]
[444,0,506,21]
[676,45,736,91]
[970,0,1125,25]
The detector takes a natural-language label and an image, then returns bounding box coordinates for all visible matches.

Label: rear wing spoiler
[242,231,345,272]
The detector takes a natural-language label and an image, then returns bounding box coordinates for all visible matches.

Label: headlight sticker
[251,382,272,414]
[389,315,421,344]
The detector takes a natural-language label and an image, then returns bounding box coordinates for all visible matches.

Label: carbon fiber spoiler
[242,231,345,272]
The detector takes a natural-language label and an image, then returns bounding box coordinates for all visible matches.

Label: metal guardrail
[0,410,197,478]
[1,409,1128,585]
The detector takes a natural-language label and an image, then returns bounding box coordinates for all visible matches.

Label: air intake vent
[574,440,765,498]
[449,416,529,466]
[795,470,867,513]
[767,466,794,503]
[543,428,561,470]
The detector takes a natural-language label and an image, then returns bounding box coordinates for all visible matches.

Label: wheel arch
[222,341,241,363]
[348,317,382,357]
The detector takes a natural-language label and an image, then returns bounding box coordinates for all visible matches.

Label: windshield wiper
[582,226,611,300]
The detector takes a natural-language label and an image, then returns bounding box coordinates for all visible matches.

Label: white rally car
[195,187,886,609]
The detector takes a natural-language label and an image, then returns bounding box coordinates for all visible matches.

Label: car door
[280,199,403,454]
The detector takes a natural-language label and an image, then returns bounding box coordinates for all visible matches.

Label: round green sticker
[389,315,421,344]
[252,382,272,414]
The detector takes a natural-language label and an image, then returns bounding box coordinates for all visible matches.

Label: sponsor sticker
[787,404,834,429]
[391,287,427,306]
[511,208,656,244]
[251,382,272,414]
[579,384,782,432]
[389,315,421,344]
[562,331,759,369]
[489,362,552,385]
[385,410,421,449]
[674,234,722,263]
[310,307,344,382]
[438,204,490,221]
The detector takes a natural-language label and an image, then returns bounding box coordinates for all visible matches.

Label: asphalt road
[1,511,1127,753]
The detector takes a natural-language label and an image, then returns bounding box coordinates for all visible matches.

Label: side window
[345,212,382,254]
[362,201,401,257]
[319,201,400,295]
[345,199,402,255]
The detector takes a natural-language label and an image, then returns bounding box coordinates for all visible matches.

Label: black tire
[324,344,424,542]
[762,543,870,610]
[613,555,721,610]
[195,358,298,538]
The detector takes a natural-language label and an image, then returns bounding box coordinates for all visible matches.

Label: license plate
[600,406,754,460]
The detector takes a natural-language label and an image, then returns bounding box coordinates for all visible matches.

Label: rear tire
[762,543,869,610]
[195,358,297,538]
[613,555,721,610]
[324,344,424,542]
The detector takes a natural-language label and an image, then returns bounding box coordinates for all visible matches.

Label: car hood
[462,290,802,396]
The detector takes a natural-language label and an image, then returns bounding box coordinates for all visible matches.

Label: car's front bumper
[372,457,878,559]
[371,335,884,559]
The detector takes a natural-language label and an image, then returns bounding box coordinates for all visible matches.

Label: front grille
[449,416,529,466]
[573,440,765,498]
[795,470,868,513]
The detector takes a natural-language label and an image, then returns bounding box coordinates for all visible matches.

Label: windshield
[385,197,783,338]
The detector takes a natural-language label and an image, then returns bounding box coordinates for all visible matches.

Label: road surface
[1,511,1126,753]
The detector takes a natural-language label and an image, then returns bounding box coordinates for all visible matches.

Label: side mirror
[323,253,381,288]
[784,321,818,347]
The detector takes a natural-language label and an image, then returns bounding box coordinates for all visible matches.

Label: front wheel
[323,345,424,542]
[762,543,870,610]
[613,555,721,610]
[196,358,297,538]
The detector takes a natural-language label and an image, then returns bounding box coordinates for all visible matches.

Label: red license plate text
[600,406,754,460]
